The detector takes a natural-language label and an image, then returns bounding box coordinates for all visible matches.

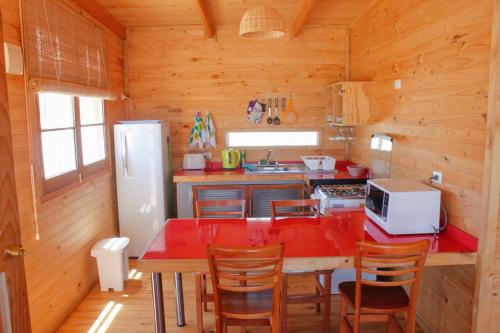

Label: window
[36,93,108,195]
[226,131,320,148]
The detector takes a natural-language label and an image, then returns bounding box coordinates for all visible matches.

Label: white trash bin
[91,237,130,292]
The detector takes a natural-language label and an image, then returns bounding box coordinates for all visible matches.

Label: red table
[139,209,477,332]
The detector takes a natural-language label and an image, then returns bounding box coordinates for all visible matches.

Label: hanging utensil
[283,95,297,124]
[267,97,273,124]
[273,97,281,125]
[281,97,286,113]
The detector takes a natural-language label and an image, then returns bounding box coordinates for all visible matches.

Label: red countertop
[142,209,477,261]
[173,160,369,183]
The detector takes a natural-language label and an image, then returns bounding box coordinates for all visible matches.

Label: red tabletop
[142,210,477,260]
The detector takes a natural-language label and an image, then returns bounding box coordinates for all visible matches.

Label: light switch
[4,42,23,75]
[394,79,402,90]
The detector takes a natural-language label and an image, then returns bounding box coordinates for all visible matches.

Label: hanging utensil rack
[327,122,355,141]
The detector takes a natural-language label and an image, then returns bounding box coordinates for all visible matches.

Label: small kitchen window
[226,131,320,148]
[35,93,109,196]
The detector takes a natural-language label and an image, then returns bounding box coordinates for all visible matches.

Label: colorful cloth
[188,112,205,150]
[203,111,216,149]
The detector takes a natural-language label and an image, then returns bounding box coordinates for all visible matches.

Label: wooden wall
[0,1,125,332]
[350,0,491,331]
[492,196,500,331]
[127,24,347,169]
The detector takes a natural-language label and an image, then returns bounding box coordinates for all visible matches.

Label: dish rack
[301,156,336,171]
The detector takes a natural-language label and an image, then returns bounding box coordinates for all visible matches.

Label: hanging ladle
[267,97,273,124]
[273,97,281,125]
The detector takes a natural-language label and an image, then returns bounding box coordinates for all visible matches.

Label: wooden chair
[195,199,247,218]
[207,244,284,333]
[271,199,320,218]
[194,199,247,333]
[339,240,430,333]
[271,199,332,333]
[192,185,248,216]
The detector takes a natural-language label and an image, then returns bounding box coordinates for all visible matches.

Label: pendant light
[239,6,285,39]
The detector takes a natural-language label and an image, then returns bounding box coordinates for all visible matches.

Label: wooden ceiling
[95,0,372,33]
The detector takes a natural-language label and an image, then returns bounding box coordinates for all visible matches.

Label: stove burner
[317,184,366,199]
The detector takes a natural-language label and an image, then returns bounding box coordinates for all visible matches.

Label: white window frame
[226,130,322,149]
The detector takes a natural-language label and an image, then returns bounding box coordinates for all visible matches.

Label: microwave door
[366,185,384,219]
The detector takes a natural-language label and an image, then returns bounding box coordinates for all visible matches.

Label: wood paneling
[349,0,492,332]
[96,0,371,29]
[127,24,349,169]
[69,0,126,39]
[0,0,125,332]
[194,0,216,38]
[0,11,31,332]
[292,0,319,37]
[474,0,500,331]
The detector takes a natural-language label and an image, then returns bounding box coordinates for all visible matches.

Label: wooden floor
[58,261,424,332]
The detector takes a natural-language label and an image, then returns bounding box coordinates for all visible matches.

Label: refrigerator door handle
[122,132,129,177]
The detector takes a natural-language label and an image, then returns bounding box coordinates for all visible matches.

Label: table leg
[151,272,166,333]
[174,272,186,327]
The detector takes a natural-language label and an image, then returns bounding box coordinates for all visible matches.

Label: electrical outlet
[394,79,402,90]
[431,171,443,184]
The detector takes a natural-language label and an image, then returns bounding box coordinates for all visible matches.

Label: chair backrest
[192,185,247,215]
[355,240,430,309]
[195,199,246,218]
[207,244,284,319]
[271,199,320,218]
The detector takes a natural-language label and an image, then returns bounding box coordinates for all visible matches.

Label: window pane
[79,97,104,125]
[227,131,320,147]
[39,93,74,130]
[41,129,77,179]
[81,125,106,165]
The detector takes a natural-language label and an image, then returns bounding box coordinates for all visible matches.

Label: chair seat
[221,290,273,316]
[338,281,409,311]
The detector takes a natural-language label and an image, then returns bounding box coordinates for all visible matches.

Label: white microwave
[365,179,441,235]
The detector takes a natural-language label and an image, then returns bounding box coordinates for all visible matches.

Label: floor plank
[58,261,424,332]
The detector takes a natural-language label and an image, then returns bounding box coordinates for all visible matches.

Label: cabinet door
[342,82,371,126]
[249,184,304,217]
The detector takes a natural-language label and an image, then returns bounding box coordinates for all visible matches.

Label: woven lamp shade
[239,6,285,39]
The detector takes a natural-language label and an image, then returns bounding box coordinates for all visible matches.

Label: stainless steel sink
[244,163,309,174]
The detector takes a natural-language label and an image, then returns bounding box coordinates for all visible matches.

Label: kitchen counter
[173,161,368,183]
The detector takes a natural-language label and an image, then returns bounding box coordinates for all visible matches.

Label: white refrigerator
[114,120,172,257]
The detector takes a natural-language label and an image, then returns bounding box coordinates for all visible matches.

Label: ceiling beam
[293,0,319,37]
[70,0,126,40]
[195,0,216,38]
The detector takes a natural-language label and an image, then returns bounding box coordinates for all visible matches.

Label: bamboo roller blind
[21,0,116,99]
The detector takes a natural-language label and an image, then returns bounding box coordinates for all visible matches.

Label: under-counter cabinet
[178,182,304,218]
[327,81,371,126]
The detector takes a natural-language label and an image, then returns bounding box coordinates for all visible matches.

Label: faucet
[258,149,277,166]
[265,149,273,164]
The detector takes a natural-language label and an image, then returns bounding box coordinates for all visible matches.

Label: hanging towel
[189,112,205,150]
[203,111,216,149]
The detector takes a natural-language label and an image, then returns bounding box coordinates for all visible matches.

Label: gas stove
[312,184,366,215]
[315,184,366,198]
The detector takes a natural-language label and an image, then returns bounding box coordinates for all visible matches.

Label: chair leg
[322,272,331,333]
[339,295,348,333]
[388,315,404,333]
[281,273,288,333]
[272,312,281,333]
[194,274,204,333]
[202,273,208,312]
[222,318,228,333]
[406,309,417,333]
[315,272,321,312]
[353,309,361,333]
